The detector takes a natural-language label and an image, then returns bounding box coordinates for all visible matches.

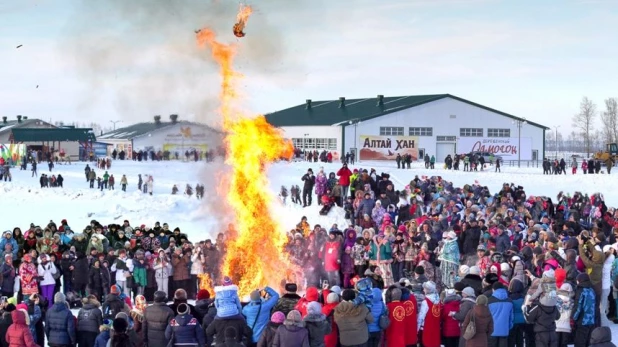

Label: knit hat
[462,287,476,298]
[469,266,481,276]
[224,326,238,340]
[154,291,167,303]
[540,295,557,307]
[307,301,322,316]
[330,286,342,296]
[341,289,356,301]
[484,273,499,285]
[112,317,128,333]
[250,290,261,302]
[423,281,437,294]
[115,312,130,324]
[414,266,425,275]
[476,295,488,306]
[174,289,187,300]
[459,265,470,277]
[54,292,66,303]
[271,311,285,324]
[222,276,233,286]
[177,303,190,315]
[197,289,210,301]
[110,285,121,295]
[285,310,303,324]
[285,283,298,293]
[326,292,340,304]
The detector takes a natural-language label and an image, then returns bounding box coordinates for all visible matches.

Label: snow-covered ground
[2,159,618,342]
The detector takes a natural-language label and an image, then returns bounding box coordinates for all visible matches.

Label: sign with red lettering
[457,137,532,160]
[359,135,419,161]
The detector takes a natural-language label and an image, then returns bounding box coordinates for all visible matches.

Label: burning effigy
[233,4,252,37]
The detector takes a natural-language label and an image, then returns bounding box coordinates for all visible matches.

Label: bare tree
[601,97,618,144]
[572,97,596,156]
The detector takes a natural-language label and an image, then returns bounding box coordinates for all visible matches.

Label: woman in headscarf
[369,234,393,287]
[438,231,460,289]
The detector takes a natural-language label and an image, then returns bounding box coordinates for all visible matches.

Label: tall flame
[197,28,294,296]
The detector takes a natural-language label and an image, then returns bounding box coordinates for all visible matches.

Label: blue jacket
[214,285,242,318]
[242,286,280,343]
[45,303,76,345]
[165,314,206,347]
[509,279,526,325]
[367,288,385,333]
[487,288,513,337]
[0,235,18,258]
[572,281,595,326]
[94,329,110,347]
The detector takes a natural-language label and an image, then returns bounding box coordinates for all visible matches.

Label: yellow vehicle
[594,143,618,163]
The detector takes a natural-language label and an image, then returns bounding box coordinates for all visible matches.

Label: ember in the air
[232,4,253,38]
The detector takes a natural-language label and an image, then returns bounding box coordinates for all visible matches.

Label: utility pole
[553,125,560,159]
[110,120,122,131]
[513,118,527,167]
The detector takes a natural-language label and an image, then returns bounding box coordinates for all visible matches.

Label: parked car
[468,151,503,163]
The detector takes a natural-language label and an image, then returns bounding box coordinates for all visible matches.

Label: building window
[460,128,483,137]
[291,138,337,150]
[487,128,510,137]
[409,127,433,136]
[436,136,456,142]
[380,127,404,136]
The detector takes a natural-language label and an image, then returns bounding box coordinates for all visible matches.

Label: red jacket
[441,298,461,337]
[295,287,319,317]
[337,167,353,187]
[385,301,406,347]
[6,311,38,347]
[322,302,338,347]
[403,296,418,345]
[322,241,341,272]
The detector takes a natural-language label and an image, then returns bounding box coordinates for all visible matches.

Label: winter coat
[524,301,560,332]
[508,279,526,325]
[5,311,37,347]
[272,294,301,317]
[214,285,242,319]
[18,262,38,296]
[205,317,252,345]
[164,314,205,347]
[111,258,134,283]
[333,301,373,346]
[314,174,327,196]
[589,326,615,347]
[572,278,596,326]
[461,305,493,347]
[0,312,13,347]
[441,295,461,337]
[190,253,203,275]
[72,254,90,286]
[102,294,129,320]
[0,263,16,292]
[194,299,214,323]
[153,260,171,279]
[143,302,175,347]
[461,227,481,255]
[0,237,18,258]
[453,297,475,326]
[77,302,103,333]
[355,199,375,218]
[94,329,110,347]
[579,243,604,285]
[367,288,385,333]
[36,261,57,286]
[556,289,574,333]
[460,274,483,297]
[242,287,280,343]
[336,167,352,187]
[303,313,331,347]
[273,324,309,347]
[487,288,513,337]
[171,254,190,281]
[322,241,341,272]
[295,288,320,318]
[602,254,614,290]
[44,303,76,346]
[257,322,280,347]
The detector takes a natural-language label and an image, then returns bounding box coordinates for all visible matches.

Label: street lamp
[110,120,122,131]
[553,125,560,159]
[348,118,361,162]
[513,117,527,167]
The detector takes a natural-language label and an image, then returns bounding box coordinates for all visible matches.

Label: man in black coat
[301,168,315,207]
[168,289,203,323]
[460,266,484,296]
[144,291,175,347]
[272,283,301,316]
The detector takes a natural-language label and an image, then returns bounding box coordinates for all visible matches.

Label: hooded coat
[295,288,319,318]
[273,323,309,347]
[461,305,493,347]
[333,301,373,346]
[44,302,76,346]
[143,302,174,347]
[5,311,37,347]
[77,299,103,333]
[523,300,560,332]
[589,326,616,347]
[487,288,513,337]
[303,310,331,347]
[441,294,461,337]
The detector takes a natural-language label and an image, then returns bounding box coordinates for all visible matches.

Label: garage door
[436,143,455,163]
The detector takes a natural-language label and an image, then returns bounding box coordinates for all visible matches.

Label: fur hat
[307,301,322,316]
[271,311,285,324]
[459,265,470,277]
[284,310,303,327]
[197,290,210,301]
[54,292,66,303]
[284,283,298,293]
[476,295,488,306]
[341,289,356,301]
[154,291,167,303]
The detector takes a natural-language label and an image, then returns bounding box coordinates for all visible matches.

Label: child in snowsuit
[524,295,560,347]
[572,273,596,347]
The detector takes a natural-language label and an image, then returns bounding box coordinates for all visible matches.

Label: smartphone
[0,296,7,304]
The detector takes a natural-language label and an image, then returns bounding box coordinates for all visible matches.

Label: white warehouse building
[265,94,548,163]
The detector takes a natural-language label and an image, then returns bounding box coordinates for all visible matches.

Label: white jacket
[190,253,203,275]
[556,291,573,333]
[154,260,172,279]
[111,258,134,282]
[37,262,57,286]
[602,254,615,289]
[417,293,440,331]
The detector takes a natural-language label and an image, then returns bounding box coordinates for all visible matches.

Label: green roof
[265,94,549,130]
[99,121,222,140]
[10,128,96,142]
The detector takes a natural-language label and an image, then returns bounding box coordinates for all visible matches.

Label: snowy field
[1,158,618,342]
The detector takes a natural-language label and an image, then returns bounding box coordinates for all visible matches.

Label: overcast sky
[1,0,617,132]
